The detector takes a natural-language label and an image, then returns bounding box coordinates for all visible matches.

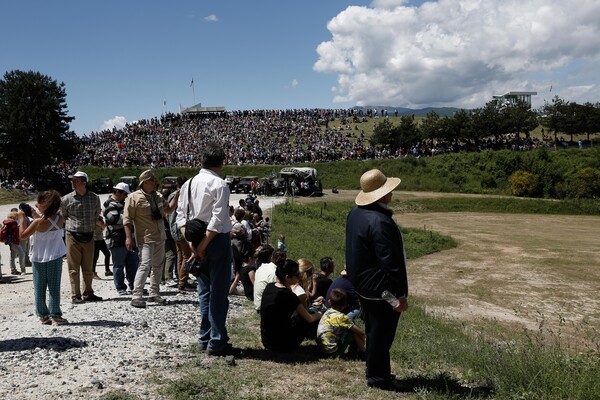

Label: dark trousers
[359,296,401,385]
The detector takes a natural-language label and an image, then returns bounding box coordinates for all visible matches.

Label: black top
[260,283,302,351]
[240,263,257,301]
[315,275,332,299]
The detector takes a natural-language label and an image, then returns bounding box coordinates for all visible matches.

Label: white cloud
[204,14,219,22]
[100,116,127,131]
[314,0,600,109]
[291,79,298,89]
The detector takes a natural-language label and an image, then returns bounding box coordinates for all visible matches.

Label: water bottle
[381,290,399,308]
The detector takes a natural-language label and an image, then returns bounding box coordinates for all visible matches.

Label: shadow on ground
[0,336,88,352]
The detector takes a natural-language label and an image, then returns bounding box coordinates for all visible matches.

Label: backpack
[0,219,20,245]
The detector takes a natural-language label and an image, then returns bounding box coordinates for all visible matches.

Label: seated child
[317,288,366,357]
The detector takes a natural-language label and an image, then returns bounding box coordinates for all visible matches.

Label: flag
[190,78,194,87]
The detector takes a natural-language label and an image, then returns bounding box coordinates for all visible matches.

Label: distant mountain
[353,105,463,117]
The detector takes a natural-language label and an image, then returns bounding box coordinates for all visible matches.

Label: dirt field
[299,190,600,347]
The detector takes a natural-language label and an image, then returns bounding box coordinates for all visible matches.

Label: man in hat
[124,170,179,308]
[176,142,236,356]
[345,168,408,392]
[61,171,104,303]
[103,182,138,295]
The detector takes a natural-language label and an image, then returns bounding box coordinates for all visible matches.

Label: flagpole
[191,78,196,105]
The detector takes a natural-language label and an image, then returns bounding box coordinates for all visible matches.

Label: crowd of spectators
[74,108,574,169]
[1,108,577,192]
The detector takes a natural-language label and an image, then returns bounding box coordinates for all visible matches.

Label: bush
[509,170,542,197]
[571,167,600,199]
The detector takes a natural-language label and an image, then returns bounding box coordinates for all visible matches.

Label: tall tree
[0,70,78,176]
[539,96,568,142]
[501,100,539,138]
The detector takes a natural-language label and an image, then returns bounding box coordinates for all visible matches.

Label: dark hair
[202,142,225,169]
[320,256,334,272]
[177,176,188,187]
[37,190,61,218]
[19,203,32,218]
[255,244,274,264]
[328,288,348,309]
[234,208,246,222]
[275,259,299,283]
[272,249,287,267]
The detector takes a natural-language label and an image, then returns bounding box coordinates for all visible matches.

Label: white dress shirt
[176,168,232,234]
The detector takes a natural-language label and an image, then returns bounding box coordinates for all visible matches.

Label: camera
[184,258,204,277]
[151,210,163,220]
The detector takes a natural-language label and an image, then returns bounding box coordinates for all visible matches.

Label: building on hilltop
[492,91,537,109]
[181,103,226,114]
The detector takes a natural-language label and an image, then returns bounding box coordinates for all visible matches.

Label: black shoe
[83,294,103,302]
[368,378,410,392]
[72,297,84,304]
[105,270,113,276]
[206,343,241,357]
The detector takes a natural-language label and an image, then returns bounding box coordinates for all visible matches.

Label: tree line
[371,97,600,150]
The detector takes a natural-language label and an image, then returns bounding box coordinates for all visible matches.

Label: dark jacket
[345,202,408,298]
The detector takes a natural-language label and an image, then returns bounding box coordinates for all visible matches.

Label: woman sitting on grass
[260,259,322,352]
[18,190,68,326]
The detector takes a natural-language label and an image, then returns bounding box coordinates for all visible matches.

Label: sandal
[40,316,51,325]
[51,317,68,326]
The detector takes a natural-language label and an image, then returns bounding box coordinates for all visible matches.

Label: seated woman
[297,258,324,311]
[260,259,322,352]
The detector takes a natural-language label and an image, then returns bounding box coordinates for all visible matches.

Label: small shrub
[509,170,542,197]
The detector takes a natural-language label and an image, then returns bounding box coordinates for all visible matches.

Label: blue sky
[2,0,599,136]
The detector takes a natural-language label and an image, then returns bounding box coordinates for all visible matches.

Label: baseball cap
[68,171,88,181]
[113,182,131,194]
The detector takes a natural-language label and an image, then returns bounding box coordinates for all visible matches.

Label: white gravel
[0,193,285,400]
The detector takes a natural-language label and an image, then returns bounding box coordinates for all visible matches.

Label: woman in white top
[18,190,67,326]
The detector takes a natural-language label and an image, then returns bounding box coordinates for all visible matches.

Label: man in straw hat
[345,169,409,392]
[124,169,180,308]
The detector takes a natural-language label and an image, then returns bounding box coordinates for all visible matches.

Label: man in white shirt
[176,143,235,356]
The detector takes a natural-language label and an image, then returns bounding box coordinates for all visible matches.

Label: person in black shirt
[260,259,322,352]
[315,256,335,299]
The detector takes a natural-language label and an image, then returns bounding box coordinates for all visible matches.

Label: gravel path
[0,193,285,400]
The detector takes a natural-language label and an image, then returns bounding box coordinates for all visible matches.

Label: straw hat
[138,169,156,186]
[355,169,401,206]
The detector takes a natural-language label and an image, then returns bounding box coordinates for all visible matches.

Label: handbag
[183,176,208,248]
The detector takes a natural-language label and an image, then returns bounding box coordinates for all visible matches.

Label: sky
[2,0,599,136]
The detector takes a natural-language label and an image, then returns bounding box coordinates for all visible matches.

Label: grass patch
[271,200,457,270]
[397,196,600,215]
[0,189,32,206]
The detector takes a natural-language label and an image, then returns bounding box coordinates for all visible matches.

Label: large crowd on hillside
[74,108,562,169]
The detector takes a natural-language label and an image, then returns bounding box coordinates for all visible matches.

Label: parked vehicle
[237,176,258,194]
[279,167,322,197]
[90,176,113,194]
[225,175,240,192]
[118,176,139,192]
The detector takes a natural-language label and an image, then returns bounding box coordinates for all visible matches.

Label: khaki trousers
[66,232,95,300]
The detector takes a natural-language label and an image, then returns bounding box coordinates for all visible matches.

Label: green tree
[539,96,568,142]
[0,70,78,176]
[396,114,421,148]
[502,100,539,138]
[372,118,397,148]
